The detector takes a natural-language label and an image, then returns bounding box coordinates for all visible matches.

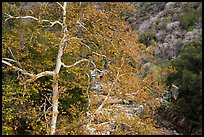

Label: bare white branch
[2,59,34,77]
[5,13,38,21]
[90,61,96,68]
[47,105,53,112]
[76,19,88,31]
[5,13,63,28]
[95,95,109,114]
[44,2,49,9]
[7,47,22,66]
[26,71,55,83]
[42,94,53,107]
[41,19,63,27]
[61,58,89,68]
[2,59,55,83]
[56,2,64,9]
[50,21,63,27]
[84,39,99,50]
[83,43,91,51]
[92,51,107,58]
[2,58,19,64]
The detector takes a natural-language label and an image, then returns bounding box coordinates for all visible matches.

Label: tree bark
[50,75,59,135]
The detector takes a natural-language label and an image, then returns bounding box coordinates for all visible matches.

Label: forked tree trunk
[50,2,67,134]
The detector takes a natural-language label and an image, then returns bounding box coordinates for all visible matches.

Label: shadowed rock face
[128,2,202,64]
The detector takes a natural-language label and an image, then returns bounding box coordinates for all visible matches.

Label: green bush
[179,8,201,31]
[166,39,202,133]
[138,31,154,46]
[156,18,171,30]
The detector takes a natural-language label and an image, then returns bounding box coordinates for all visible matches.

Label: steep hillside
[126,2,202,135]
[129,2,202,63]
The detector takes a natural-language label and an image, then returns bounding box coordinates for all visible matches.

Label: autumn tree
[2,2,173,135]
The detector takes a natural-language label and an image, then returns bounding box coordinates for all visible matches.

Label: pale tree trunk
[3,2,90,135]
[50,2,67,135]
[49,46,63,135]
[50,75,59,135]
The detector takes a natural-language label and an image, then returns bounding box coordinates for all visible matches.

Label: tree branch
[76,19,88,31]
[86,72,91,114]
[95,94,110,114]
[2,59,34,77]
[7,47,23,68]
[56,2,64,9]
[61,58,89,68]
[92,51,107,59]
[2,59,55,83]
[5,13,38,21]
[2,58,19,64]
[26,71,55,83]
[4,13,63,27]
[41,20,63,27]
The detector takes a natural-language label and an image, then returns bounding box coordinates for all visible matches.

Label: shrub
[179,8,201,31]
[138,31,154,46]
[165,39,202,134]
[156,18,171,30]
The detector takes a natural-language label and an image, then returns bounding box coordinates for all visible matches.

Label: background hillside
[127,2,202,135]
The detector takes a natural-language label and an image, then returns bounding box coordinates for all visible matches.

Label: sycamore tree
[2,2,174,135]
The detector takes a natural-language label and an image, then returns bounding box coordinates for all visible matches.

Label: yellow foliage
[2,2,170,135]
